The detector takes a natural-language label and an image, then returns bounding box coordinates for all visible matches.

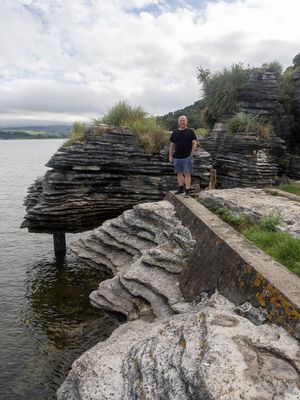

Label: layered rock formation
[292,71,300,153]
[237,68,293,142]
[198,187,300,238]
[57,200,300,400]
[69,200,195,320]
[21,126,212,233]
[200,122,286,188]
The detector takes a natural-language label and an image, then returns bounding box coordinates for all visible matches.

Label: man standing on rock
[169,115,197,197]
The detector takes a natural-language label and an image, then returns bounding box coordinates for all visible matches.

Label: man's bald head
[178,115,188,129]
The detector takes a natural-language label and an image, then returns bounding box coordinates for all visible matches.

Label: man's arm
[169,142,174,162]
[191,139,197,156]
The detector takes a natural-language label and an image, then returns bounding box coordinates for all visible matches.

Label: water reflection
[15,250,125,400]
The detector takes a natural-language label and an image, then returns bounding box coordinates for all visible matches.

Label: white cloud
[0,0,300,126]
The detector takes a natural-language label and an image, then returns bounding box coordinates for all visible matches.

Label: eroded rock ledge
[58,200,300,400]
[20,126,212,233]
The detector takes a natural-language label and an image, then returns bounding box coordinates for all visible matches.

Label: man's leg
[175,173,185,194]
[184,173,191,189]
[177,173,184,187]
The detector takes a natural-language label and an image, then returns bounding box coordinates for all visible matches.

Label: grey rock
[200,122,286,189]
[70,200,195,319]
[234,301,268,325]
[20,126,212,233]
[57,292,300,400]
[199,187,300,238]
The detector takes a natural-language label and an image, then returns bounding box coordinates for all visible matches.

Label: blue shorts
[173,155,193,173]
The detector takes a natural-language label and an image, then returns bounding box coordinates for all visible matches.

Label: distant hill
[0,125,72,140]
[157,100,205,131]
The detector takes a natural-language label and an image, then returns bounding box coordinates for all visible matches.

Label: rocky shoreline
[57,199,300,400]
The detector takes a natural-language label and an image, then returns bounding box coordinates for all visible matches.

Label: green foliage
[205,205,300,277]
[279,182,300,196]
[243,228,300,276]
[122,116,169,154]
[227,112,273,139]
[259,212,281,232]
[63,121,87,147]
[258,123,273,140]
[197,63,248,118]
[261,60,283,79]
[157,100,206,131]
[101,101,168,154]
[227,112,260,134]
[278,67,295,112]
[101,101,146,126]
[213,207,253,231]
[293,52,300,66]
[195,127,209,137]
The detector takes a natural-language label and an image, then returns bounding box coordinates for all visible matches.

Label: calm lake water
[0,139,124,400]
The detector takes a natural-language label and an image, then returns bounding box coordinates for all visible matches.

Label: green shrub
[123,116,169,154]
[102,101,146,126]
[195,127,209,137]
[259,212,281,232]
[227,112,260,134]
[278,67,295,112]
[102,101,168,154]
[261,60,283,79]
[197,63,248,118]
[63,121,87,147]
[257,123,273,140]
[293,52,300,67]
[227,112,273,139]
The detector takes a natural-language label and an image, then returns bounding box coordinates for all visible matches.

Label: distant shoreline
[0,136,67,140]
[0,125,71,140]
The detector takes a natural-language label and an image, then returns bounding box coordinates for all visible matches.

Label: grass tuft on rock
[63,101,169,154]
[227,112,273,140]
[204,205,300,277]
[101,101,169,154]
[63,122,88,147]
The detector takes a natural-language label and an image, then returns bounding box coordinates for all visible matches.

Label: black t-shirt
[170,128,197,158]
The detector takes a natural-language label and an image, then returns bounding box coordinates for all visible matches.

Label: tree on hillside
[293,53,300,67]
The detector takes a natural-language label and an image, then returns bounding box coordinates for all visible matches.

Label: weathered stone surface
[57,292,300,400]
[200,122,286,188]
[20,126,212,233]
[198,187,300,238]
[166,191,300,339]
[69,200,195,320]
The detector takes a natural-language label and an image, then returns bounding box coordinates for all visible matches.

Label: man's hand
[169,142,174,163]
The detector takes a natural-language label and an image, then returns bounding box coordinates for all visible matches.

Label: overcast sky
[1,0,300,126]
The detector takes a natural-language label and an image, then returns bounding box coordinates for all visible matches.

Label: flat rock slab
[199,187,300,237]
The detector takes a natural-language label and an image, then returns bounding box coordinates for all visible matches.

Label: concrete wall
[166,191,300,340]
